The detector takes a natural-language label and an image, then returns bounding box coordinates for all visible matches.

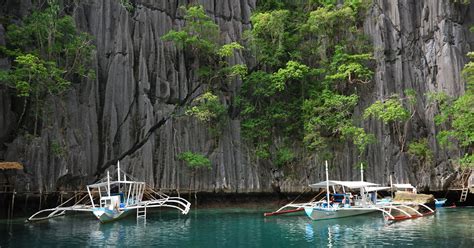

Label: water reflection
[1,208,473,247]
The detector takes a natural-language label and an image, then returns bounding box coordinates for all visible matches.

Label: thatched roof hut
[0,162,24,170]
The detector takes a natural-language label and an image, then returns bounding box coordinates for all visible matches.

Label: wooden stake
[10,189,15,219]
[39,192,42,211]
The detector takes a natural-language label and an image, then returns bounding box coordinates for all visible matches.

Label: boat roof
[309,180,378,189]
[0,162,23,170]
[88,180,145,188]
[392,183,415,189]
[365,186,391,192]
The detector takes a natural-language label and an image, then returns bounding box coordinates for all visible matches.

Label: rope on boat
[309,190,326,203]
[287,187,311,205]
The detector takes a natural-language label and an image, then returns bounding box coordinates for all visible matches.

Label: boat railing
[136,186,191,215]
[376,201,435,221]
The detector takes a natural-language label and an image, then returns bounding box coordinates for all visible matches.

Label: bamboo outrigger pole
[107,171,111,197]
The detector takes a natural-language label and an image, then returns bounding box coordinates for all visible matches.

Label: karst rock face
[361,0,474,191]
[0,0,472,193]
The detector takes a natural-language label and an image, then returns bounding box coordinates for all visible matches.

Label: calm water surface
[1,207,473,247]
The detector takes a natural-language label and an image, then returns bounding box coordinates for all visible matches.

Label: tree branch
[95,82,204,176]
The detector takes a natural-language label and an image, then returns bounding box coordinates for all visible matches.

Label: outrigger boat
[264,161,369,217]
[303,180,381,220]
[27,162,191,223]
[303,161,435,221]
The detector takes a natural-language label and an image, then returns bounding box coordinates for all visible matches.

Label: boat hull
[304,207,377,221]
[92,208,133,223]
[435,198,447,208]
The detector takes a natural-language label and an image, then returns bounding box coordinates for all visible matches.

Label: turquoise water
[1,207,473,247]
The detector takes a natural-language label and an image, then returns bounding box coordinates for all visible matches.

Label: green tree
[178,151,211,169]
[363,89,417,151]
[163,5,247,136]
[0,0,94,135]
[178,151,211,191]
[407,138,433,164]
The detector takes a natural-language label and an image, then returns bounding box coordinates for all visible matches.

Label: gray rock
[1,0,472,193]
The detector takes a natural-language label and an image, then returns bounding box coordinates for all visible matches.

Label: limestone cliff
[361,0,474,190]
[0,0,472,193]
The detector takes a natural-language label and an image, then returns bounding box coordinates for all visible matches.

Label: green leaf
[178,151,211,169]
[217,42,244,57]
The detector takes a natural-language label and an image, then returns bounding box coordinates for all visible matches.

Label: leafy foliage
[363,90,417,151]
[275,147,295,167]
[326,46,373,84]
[0,0,94,135]
[363,97,409,123]
[246,10,290,68]
[162,5,219,56]
[241,1,374,165]
[451,0,471,4]
[178,151,211,169]
[50,140,65,157]
[340,124,375,155]
[186,91,226,123]
[407,139,433,163]
[120,0,134,12]
[4,1,94,78]
[303,90,359,149]
[163,5,247,137]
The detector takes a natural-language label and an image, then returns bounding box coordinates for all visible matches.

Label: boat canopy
[392,184,415,189]
[87,180,144,188]
[365,186,391,192]
[309,180,378,189]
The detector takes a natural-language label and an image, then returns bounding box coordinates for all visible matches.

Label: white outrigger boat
[27,162,191,223]
[303,180,381,220]
[303,161,435,221]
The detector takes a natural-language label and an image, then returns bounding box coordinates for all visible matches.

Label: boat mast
[107,170,111,197]
[325,160,330,205]
[118,160,121,182]
[360,163,363,182]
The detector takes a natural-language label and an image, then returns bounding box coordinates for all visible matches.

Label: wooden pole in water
[39,191,42,211]
[7,194,11,220]
[390,175,393,198]
[24,193,28,213]
[10,189,15,219]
